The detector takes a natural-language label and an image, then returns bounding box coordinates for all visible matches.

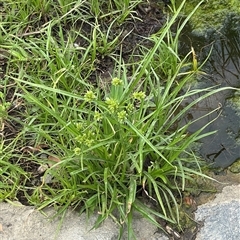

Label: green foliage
[1,0,238,238]
[0,139,28,200]
[175,0,240,30]
[0,92,11,124]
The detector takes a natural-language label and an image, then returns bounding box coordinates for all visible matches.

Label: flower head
[94,111,102,122]
[132,91,146,101]
[84,90,96,102]
[117,110,127,123]
[75,131,96,147]
[74,147,81,155]
[111,77,123,86]
[126,103,134,112]
[105,97,119,113]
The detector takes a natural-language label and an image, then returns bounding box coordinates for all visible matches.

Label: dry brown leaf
[48,155,61,163]
[20,144,48,153]
[183,195,196,207]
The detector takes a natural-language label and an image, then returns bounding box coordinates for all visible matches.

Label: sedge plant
[1,0,239,239]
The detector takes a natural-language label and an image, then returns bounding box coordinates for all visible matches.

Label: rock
[195,184,240,240]
[0,202,168,240]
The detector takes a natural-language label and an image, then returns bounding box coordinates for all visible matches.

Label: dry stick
[17,30,45,37]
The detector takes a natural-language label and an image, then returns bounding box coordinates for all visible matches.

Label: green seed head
[84,90,96,102]
[105,97,119,113]
[94,111,102,122]
[117,110,128,123]
[74,147,81,155]
[132,91,146,101]
[111,77,123,86]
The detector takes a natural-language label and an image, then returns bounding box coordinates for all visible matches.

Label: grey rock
[195,184,240,240]
[0,202,167,240]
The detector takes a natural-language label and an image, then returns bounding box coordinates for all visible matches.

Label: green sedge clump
[2,1,230,238]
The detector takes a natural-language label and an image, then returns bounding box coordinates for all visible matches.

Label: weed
[0,0,238,239]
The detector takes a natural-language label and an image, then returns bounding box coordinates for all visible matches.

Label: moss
[176,0,240,32]
[226,93,240,117]
[229,159,240,173]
